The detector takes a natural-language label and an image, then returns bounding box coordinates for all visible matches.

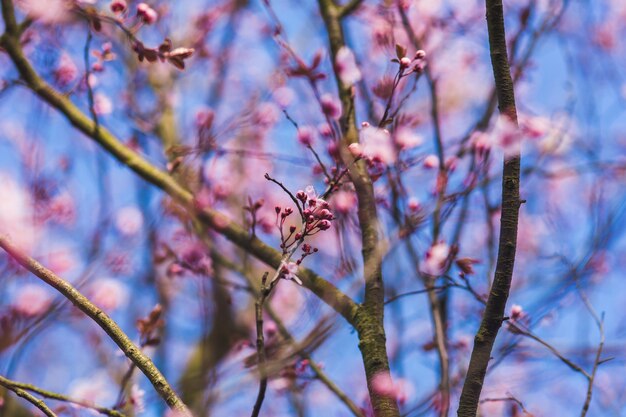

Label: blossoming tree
[1,0,625,417]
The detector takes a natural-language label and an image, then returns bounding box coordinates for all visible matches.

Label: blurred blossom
[297,126,316,146]
[18,0,72,23]
[0,173,37,251]
[254,102,280,128]
[129,384,146,413]
[335,46,362,85]
[370,373,411,403]
[69,372,114,405]
[115,206,144,236]
[94,93,113,115]
[422,242,450,276]
[423,154,439,169]
[13,284,52,317]
[47,248,77,275]
[332,190,357,214]
[137,2,158,25]
[89,278,129,311]
[320,94,342,119]
[273,86,295,108]
[54,53,78,87]
[359,126,395,164]
[394,127,423,150]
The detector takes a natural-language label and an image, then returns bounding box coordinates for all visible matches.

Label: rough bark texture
[317,1,398,416]
[457,1,521,416]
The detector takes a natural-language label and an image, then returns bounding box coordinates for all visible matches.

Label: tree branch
[0,376,126,417]
[0,236,192,416]
[0,377,58,417]
[457,0,522,416]
[0,0,358,326]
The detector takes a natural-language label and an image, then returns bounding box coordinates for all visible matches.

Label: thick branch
[317,1,398,416]
[0,236,192,416]
[0,3,358,325]
[457,1,521,416]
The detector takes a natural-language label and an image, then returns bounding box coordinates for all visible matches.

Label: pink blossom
[110,0,127,13]
[89,278,129,311]
[399,56,411,67]
[273,86,295,108]
[422,242,450,276]
[13,284,52,316]
[492,115,519,156]
[129,384,145,413]
[0,173,37,251]
[320,94,342,119]
[18,0,71,23]
[360,126,395,164]
[254,102,280,128]
[282,261,302,285]
[408,197,421,212]
[423,154,439,169]
[332,190,357,214]
[297,126,316,146]
[394,127,423,150]
[54,53,78,87]
[348,142,363,158]
[335,46,362,85]
[137,3,158,25]
[370,372,411,403]
[94,93,113,115]
[510,304,525,321]
[115,206,144,236]
[47,192,76,225]
[48,248,77,275]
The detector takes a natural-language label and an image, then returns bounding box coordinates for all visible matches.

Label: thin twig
[0,375,126,417]
[251,272,272,417]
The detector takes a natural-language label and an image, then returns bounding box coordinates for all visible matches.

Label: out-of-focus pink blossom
[115,206,144,236]
[129,384,145,413]
[422,242,450,276]
[282,261,302,285]
[18,0,71,23]
[94,93,113,115]
[137,3,158,25]
[510,304,525,321]
[492,115,519,156]
[332,190,357,214]
[47,191,76,226]
[0,173,37,251]
[273,86,295,108]
[408,197,421,212]
[370,372,412,403]
[48,248,77,275]
[335,46,362,85]
[89,278,129,311]
[13,284,52,316]
[320,94,342,119]
[394,127,423,150]
[348,142,363,158]
[297,126,316,146]
[423,154,439,169]
[254,102,280,128]
[110,0,127,13]
[54,53,78,87]
[360,126,395,164]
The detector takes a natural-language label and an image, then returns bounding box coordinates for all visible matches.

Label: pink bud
[414,50,426,60]
[423,154,439,169]
[297,126,315,146]
[137,3,158,24]
[408,198,421,212]
[318,220,332,230]
[400,56,411,67]
[348,143,363,158]
[110,0,127,13]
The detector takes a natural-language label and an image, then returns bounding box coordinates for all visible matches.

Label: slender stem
[251,272,271,417]
[457,0,522,416]
[0,377,58,417]
[0,375,126,417]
